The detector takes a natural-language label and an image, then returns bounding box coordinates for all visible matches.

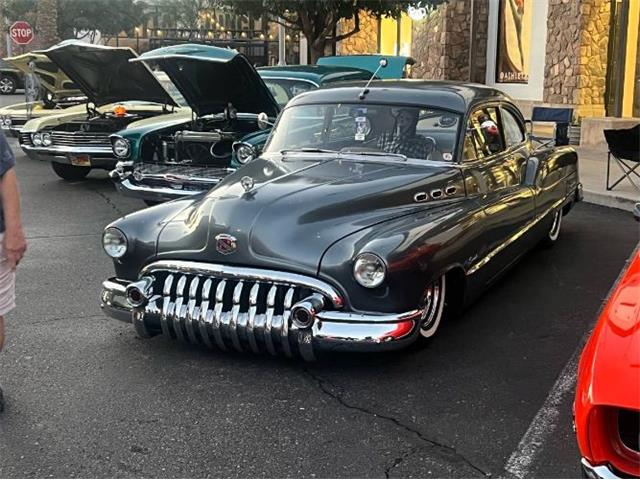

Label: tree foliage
[57,0,147,39]
[213,0,445,63]
[2,0,147,40]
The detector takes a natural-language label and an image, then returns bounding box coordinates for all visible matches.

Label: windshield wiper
[279,148,338,155]
[343,150,407,161]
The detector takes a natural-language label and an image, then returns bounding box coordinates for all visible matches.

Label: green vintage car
[110,47,409,204]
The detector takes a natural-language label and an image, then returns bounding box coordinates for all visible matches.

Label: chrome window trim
[261,77,320,88]
[139,260,344,309]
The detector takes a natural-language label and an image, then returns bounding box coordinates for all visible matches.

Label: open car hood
[41,41,177,107]
[4,52,83,100]
[134,44,279,118]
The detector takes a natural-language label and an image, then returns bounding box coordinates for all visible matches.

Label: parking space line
[503,337,584,478]
[504,243,640,478]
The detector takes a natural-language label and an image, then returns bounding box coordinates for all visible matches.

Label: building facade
[337,0,639,123]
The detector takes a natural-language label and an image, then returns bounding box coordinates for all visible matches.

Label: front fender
[318,198,484,313]
[106,198,195,280]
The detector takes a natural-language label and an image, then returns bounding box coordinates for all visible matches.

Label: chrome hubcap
[0,78,13,93]
[419,278,442,331]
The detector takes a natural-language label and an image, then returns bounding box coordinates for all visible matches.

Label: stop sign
[10,21,34,45]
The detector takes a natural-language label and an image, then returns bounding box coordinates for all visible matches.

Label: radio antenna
[359,58,388,100]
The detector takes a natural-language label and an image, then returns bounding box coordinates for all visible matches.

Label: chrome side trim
[140,260,344,309]
[467,197,566,275]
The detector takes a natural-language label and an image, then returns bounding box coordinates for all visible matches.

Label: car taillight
[587,406,640,477]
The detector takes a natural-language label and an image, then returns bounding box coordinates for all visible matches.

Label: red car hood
[582,248,640,411]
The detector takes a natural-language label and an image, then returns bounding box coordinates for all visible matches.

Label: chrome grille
[50,132,111,147]
[138,162,234,179]
[19,133,32,146]
[141,267,337,360]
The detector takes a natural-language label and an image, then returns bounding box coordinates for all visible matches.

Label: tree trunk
[308,37,326,64]
[36,0,59,49]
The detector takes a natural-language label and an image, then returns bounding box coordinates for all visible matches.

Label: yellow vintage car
[0,52,85,137]
[19,41,188,181]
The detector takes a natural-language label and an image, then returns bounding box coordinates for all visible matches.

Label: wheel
[51,162,91,181]
[540,209,562,248]
[143,199,161,207]
[0,75,16,95]
[418,274,447,338]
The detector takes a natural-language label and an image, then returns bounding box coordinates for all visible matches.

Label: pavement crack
[303,367,490,478]
[94,190,125,216]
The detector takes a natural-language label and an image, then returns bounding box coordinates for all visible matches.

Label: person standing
[0,129,27,413]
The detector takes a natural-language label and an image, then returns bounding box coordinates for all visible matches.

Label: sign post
[10,21,34,46]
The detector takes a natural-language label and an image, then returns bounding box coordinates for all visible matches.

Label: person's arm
[1,168,26,269]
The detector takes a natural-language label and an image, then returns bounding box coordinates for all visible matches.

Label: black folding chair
[528,107,574,147]
[604,124,640,192]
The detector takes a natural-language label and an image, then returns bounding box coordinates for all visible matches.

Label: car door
[461,104,536,281]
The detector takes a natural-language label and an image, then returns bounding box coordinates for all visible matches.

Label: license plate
[69,154,91,167]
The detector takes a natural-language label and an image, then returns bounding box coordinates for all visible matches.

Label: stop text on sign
[10,21,35,45]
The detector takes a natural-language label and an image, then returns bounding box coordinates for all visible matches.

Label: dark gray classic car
[100,81,582,360]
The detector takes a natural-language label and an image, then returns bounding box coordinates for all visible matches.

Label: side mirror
[257,112,273,130]
[633,202,640,222]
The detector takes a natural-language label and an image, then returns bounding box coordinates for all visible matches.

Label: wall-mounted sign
[496,0,532,84]
[407,3,428,21]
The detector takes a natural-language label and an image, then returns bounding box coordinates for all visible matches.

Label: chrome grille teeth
[229,282,244,352]
[160,274,174,337]
[198,279,214,349]
[246,283,261,354]
[173,275,188,342]
[264,285,278,355]
[212,280,228,351]
[281,287,295,357]
[185,277,200,343]
[147,271,329,358]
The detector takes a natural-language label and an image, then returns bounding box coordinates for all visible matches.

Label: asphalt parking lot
[0,95,638,478]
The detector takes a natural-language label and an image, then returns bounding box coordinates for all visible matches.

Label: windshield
[264,103,461,162]
[263,78,316,107]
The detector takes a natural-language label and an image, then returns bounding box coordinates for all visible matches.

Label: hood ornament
[215,234,237,255]
[240,175,255,192]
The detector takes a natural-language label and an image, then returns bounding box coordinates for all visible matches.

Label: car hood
[4,52,83,100]
[20,102,169,133]
[585,249,640,411]
[134,44,279,118]
[41,41,177,107]
[156,154,463,275]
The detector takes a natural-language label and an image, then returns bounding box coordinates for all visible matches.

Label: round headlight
[41,132,52,146]
[235,143,256,164]
[353,253,386,288]
[113,138,130,158]
[102,227,128,258]
[3,117,12,127]
[32,133,43,146]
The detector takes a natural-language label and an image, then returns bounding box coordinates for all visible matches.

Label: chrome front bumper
[21,144,117,169]
[581,459,624,479]
[114,177,204,202]
[101,275,421,361]
[111,164,229,203]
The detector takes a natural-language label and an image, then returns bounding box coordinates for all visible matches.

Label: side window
[463,106,504,161]
[501,108,525,147]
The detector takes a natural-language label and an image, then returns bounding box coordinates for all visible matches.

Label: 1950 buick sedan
[100,81,582,361]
